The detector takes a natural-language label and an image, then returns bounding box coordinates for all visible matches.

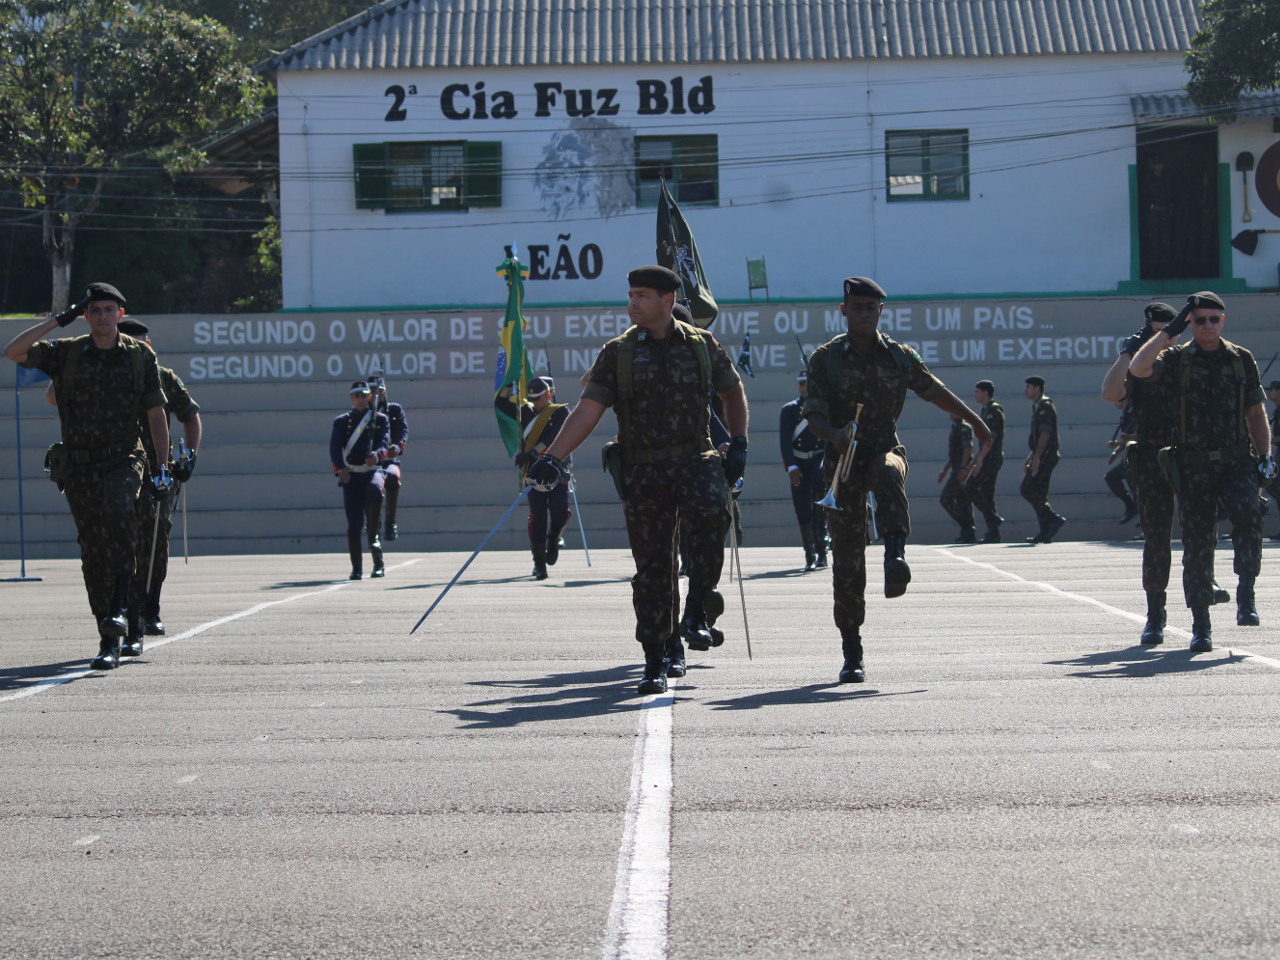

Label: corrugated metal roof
[1131,91,1280,122]
[258,0,1203,73]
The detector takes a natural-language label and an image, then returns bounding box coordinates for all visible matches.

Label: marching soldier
[4,283,169,669]
[496,375,572,579]
[369,374,408,541]
[966,380,1005,542]
[1021,375,1066,543]
[330,380,390,580]
[804,277,991,683]
[1266,380,1280,539]
[1129,292,1273,650]
[937,413,975,542]
[779,370,827,570]
[1103,400,1139,525]
[527,265,748,695]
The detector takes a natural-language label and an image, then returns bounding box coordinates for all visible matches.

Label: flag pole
[4,373,42,582]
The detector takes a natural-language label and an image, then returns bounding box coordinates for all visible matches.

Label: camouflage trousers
[1020,455,1060,527]
[1178,457,1262,609]
[623,453,729,647]
[131,482,180,617]
[940,469,974,531]
[826,446,909,633]
[964,455,1003,527]
[1128,445,1175,595]
[62,454,144,622]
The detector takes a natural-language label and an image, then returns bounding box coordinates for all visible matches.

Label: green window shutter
[353,143,391,209]
[463,141,502,208]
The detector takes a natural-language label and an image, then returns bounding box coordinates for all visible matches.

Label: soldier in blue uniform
[330,381,390,580]
[779,370,827,570]
[496,375,572,579]
[369,375,408,541]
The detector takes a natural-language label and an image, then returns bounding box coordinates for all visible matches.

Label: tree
[0,1,257,310]
[158,0,371,63]
[1186,0,1280,109]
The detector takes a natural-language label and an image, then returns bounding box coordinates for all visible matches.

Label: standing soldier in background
[496,376,572,580]
[1265,380,1280,540]
[804,277,991,684]
[4,283,169,670]
[937,413,975,543]
[779,370,827,570]
[966,380,1005,542]
[330,380,390,580]
[1103,400,1139,525]
[369,375,408,542]
[1021,375,1066,544]
[528,265,748,695]
[1129,292,1273,650]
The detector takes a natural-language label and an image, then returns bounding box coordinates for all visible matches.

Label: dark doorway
[1137,126,1220,280]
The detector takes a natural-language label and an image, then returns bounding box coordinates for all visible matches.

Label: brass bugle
[816,402,863,510]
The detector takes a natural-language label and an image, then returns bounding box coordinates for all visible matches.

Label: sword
[410,487,528,635]
[144,464,171,593]
[567,473,592,567]
[179,438,189,564]
[726,483,752,660]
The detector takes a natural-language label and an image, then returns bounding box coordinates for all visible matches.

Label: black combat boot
[384,485,399,541]
[680,589,715,651]
[882,533,911,598]
[347,532,363,580]
[99,575,130,639]
[91,633,121,670]
[814,525,829,568]
[799,526,816,571]
[955,526,977,544]
[531,541,548,580]
[838,631,865,683]
[1237,577,1260,626]
[665,632,686,679]
[1140,591,1165,645]
[637,642,669,695]
[121,613,145,658]
[1189,606,1213,653]
[546,524,566,565]
[143,579,165,636]
[982,515,1003,543]
[367,502,385,577]
[1211,580,1231,605]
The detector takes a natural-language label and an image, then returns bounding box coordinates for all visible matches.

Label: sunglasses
[1193,315,1223,325]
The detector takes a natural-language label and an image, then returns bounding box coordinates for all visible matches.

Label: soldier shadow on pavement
[703,684,929,710]
[1046,646,1246,679]
[384,574,532,591]
[440,665,654,728]
[0,659,94,693]
[264,580,350,589]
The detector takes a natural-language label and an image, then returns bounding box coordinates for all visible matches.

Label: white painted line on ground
[0,558,422,705]
[73,835,99,846]
[602,689,674,960]
[936,548,1280,670]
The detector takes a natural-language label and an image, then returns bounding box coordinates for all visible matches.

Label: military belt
[791,449,820,460]
[66,441,137,464]
[627,437,713,465]
[1179,442,1251,466]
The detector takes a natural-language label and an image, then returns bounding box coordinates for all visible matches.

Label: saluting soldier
[804,277,991,683]
[937,413,975,543]
[4,283,169,670]
[779,370,827,570]
[966,380,1005,542]
[496,375,572,580]
[369,375,408,541]
[330,380,390,580]
[1129,292,1273,651]
[1021,376,1066,544]
[528,265,748,695]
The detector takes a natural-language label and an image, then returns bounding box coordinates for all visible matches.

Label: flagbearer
[330,380,390,580]
[496,376,572,579]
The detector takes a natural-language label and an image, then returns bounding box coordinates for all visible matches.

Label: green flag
[656,179,718,328]
[494,251,531,456]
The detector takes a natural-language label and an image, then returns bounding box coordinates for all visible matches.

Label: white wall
[276,53,1208,309]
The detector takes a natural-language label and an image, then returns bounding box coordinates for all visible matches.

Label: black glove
[1162,301,1194,340]
[1119,325,1150,357]
[171,450,197,483]
[723,435,748,485]
[525,454,568,491]
[53,297,89,328]
[514,451,536,467]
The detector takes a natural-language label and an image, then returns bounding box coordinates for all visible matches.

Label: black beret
[1025,375,1046,389]
[671,302,693,325]
[1187,290,1225,310]
[117,318,149,337]
[85,282,126,306]
[1143,302,1176,322]
[627,265,682,293]
[975,380,995,394]
[843,276,887,300]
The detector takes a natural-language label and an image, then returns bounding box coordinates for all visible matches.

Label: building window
[886,130,969,202]
[635,135,718,206]
[352,141,502,211]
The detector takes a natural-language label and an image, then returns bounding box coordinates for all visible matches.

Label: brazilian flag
[494,251,531,456]
[656,179,718,328]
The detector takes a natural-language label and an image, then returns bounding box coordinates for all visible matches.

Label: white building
[257,0,1280,311]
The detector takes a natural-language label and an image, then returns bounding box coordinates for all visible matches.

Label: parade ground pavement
[1,540,1278,960]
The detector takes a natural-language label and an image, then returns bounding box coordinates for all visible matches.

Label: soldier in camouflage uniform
[804,277,992,683]
[4,283,169,670]
[528,265,748,695]
[937,413,975,542]
[1130,292,1274,651]
[966,380,1005,542]
[1021,376,1066,543]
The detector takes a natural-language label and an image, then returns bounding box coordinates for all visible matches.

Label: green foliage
[1186,0,1280,109]
[154,0,371,63]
